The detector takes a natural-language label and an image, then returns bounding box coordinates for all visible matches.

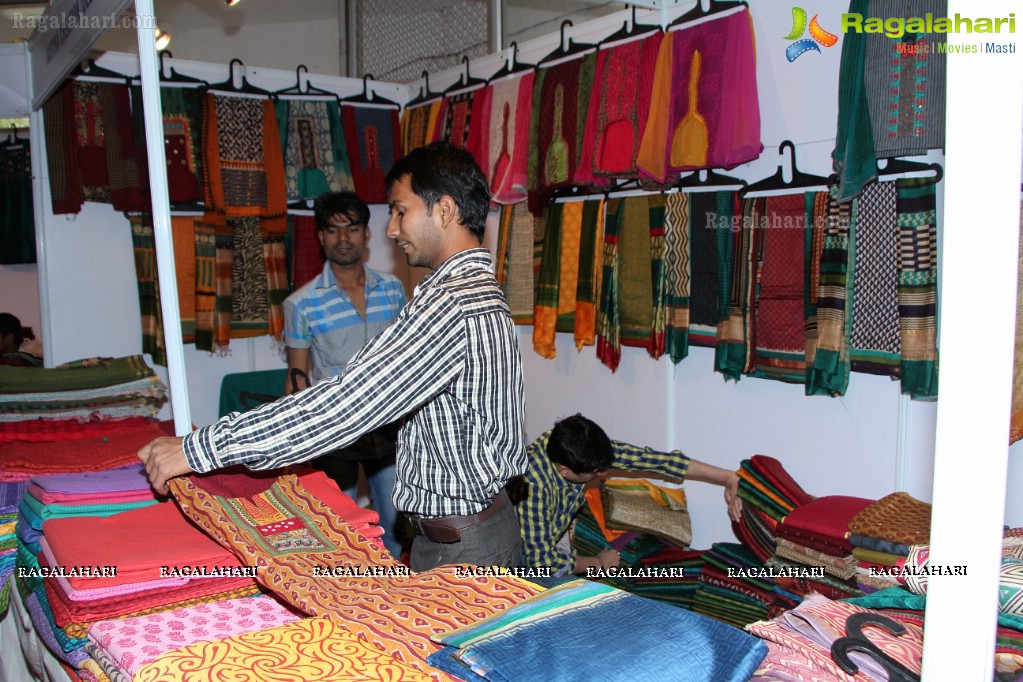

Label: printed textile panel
[168,473,540,677]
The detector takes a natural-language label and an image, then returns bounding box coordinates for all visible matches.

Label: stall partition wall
[3,3,1021,546]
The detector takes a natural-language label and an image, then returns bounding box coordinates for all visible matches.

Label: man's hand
[137,436,193,495]
[724,471,742,522]
[573,548,622,574]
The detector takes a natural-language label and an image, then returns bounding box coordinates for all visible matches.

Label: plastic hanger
[73,58,131,82]
[272,64,337,100]
[208,58,271,97]
[669,0,749,30]
[600,6,661,46]
[742,141,831,195]
[444,56,488,95]
[406,70,444,108]
[158,51,207,87]
[3,125,26,151]
[488,42,535,84]
[677,169,746,191]
[339,74,401,108]
[538,20,597,66]
[876,156,943,183]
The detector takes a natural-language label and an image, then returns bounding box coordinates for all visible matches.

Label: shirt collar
[414,248,492,296]
[316,263,382,291]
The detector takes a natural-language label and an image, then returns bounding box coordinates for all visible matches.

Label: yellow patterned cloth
[134,617,433,682]
[169,473,541,680]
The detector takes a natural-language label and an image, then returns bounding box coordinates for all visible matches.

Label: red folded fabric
[0,416,149,445]
[0,421,172,481]
[43,499,244,590]
[777,495,874,555]
[749,455,816,508]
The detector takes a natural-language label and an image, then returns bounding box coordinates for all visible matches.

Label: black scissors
[830,612,921,682]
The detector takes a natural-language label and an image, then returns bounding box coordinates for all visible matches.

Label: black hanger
[677,169,747,191]
[600,6,661,46]
[272,64,337,100]
[444,56,488,95]
[339,73,400,108]
[208,58,271,97]
[488,42,535,83]
[830,613,920,682]
[158,51,206,87]
[538,20,597,66]
[876,156,943,183]
[669,0,748,30]
[73,58,130,82]
[3,124,26,150]
[406,70,443,108]
[742,141,831,195]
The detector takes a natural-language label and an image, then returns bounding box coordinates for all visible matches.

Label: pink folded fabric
[87,594,301,677]
[27,484,155,507]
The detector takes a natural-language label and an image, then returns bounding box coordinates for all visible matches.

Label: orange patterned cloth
[847,492,931,546]
[134,617,433,682]
[168,472,541,679]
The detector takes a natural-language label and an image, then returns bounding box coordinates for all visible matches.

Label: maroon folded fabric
[776,495,875,555]
[749,455,816,508]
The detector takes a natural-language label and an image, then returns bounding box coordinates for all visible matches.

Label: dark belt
[406,490,508,544]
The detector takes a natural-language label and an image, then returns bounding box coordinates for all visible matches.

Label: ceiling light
[224,0,242,6]
[154,27,171,51]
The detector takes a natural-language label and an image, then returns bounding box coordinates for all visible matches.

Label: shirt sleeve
[610,441,691,480]
[183,287,466,473]
[282,296,312,349]
[517,435,573,574]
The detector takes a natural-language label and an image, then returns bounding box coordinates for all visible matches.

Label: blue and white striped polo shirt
[283,264,406,383]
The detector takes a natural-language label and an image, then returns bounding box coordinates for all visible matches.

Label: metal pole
[134,0,192,435]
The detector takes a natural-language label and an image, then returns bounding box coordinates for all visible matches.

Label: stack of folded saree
[693,542,798,628]
[574,490,703,609]
[429,578,768,682]
[0,355,167,422]
[732,455,816,562]
[0,480,24,615]
[846,492,931,593]
[167,469,541,678]
[0,420,172,482]
[0,415,149,446]
[747,593,924,681]
[770,495,874,600]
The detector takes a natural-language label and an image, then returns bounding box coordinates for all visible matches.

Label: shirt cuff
[182,423,223,473]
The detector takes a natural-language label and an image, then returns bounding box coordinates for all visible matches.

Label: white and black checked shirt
[182,248,528,517]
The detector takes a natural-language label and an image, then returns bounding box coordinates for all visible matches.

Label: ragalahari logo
[784,7,838,61]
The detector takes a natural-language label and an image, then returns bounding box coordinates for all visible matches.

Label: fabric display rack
[0,0,1021,679]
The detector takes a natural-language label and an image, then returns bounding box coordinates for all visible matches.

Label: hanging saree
[664,192,692,363]
[0,139,35,265]
[129,214,166,366]
[849,181,901,377]
[807,189,855,396]
[436,89,478,149]
[400,100,443,155]
[495,202,541,324]
[716,196,764,381]
[466,72,534,205]
[575,31,662,188]
[1012,201,1023,444]
[341,104,402,205]
[637,8,761,185]
[895,178,939,398]
[159,86,205,205]
[832,0,876,202]
[528,53,597,212]
[275,97,354,202]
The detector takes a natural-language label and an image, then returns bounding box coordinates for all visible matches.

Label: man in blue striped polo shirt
[283,191,407,558]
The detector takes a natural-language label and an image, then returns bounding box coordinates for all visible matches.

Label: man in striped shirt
[516,414,742,576]
[139,142,527,571]
[283,191,407,559]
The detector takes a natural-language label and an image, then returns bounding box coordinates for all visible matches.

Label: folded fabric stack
[168,469,542,678]
[429,578,768,682]
[0,415,150,446]
[0,480,25,615]
[0,420,173,482]
[86,594,303,681]
[846,492,931,594]
[18,465,159,556]
[732,455,816,563]
[0,355,167,422]
[573,493,702,607]
[747,592,924,681]
[693,542,798,628]
[765,495,873,602]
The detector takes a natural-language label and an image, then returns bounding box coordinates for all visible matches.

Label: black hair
[547,414,614,474]
[313,191,371,231]
[384,141,489,243]
[0,313,23,347]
